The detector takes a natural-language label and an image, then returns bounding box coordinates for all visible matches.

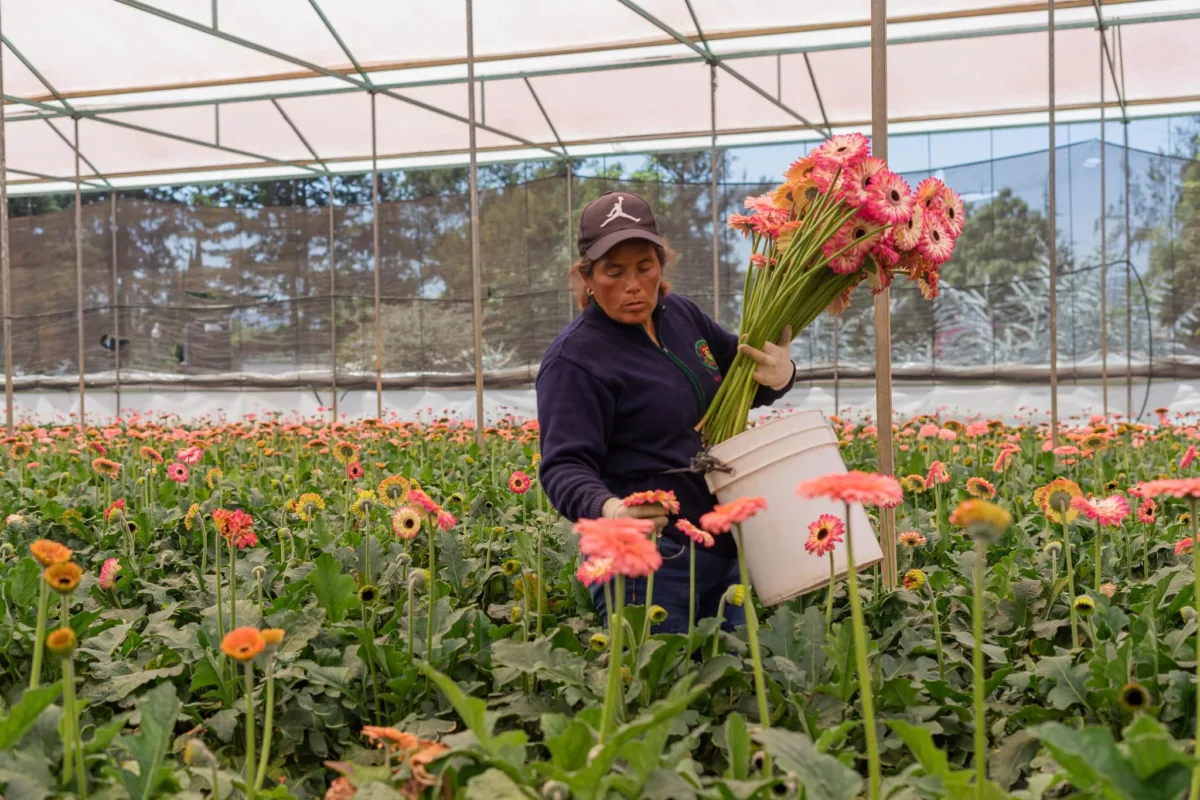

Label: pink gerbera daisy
[936,185,966,235]
[894,205,924,251]
[865,171,915,225]
[508,470,531,495]
[98,557,121,590]
[624,489,681,515]
[1174,537,1198,557]
[810,132,870,171]
[167,462,189,483]
[1070,494,1131,528]
[1137,497,1156,524]
[919,214,956,265]
[1182,445,1196,470]
[700,496,768,534]
[676,519,715,548]
[805,514,845,557]
[926,461,951,486]
[796,471,903,508]
[575,518,661,578]
[914,177,946,213]
[1137,478,1200,500]
[436,509,457,531]
[842,157,887,206]
[576,557,614,587]
[407,488,440,514]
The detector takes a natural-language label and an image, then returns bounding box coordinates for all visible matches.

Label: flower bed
[1,410,1199,799]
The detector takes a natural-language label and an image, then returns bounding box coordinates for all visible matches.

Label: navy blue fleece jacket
[536,293,795,559]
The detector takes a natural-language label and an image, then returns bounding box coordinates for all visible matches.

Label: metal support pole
[566,159,574,321]
[709,63,720,322]
[371,92,382,420]
[1099,24,1108,417]
[1048,1,1059,447]
[832,314,840,415]
[74,117,85,430]
[871,0,896,589]
[111,192,120,419]
[328,176,337,421]
[1123,120,1132,417]
[0,2,12,435]
[467,0,485,447]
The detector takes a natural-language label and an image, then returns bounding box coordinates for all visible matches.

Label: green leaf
[887,719,949,778]
[5,557,41,609]
[118,682,183,800]
[1122,715,1196,781]
[755,728,862,800]
[640,768,698,800]
[465,769,534,799]
[307,553,356,623]
[0,682,61,751]
[438,530,469,591]
[1038,655,1092,711]
[988,730,1040,790]
[82,664,185,703]
[421,663,494,746]
[724,712,750,781]
[491,638,588,688]
[545,718,594,772]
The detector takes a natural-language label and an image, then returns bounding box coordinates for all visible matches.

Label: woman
[536,190,796,632]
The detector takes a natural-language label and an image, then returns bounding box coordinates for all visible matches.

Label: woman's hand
[738,325,796,391]
[602,497,668,531]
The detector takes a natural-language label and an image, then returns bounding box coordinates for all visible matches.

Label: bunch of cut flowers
[697,132,964,445]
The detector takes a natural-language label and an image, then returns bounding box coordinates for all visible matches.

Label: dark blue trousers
[589,534,746,634]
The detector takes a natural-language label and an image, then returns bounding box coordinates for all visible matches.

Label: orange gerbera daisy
[699,496,768,534]
[966,477,997,499]
[92,457,121,480]
[361,726,420,751]
[221,627,265,662]
[1137,478,1200,500]
[30,539,73,566]
[796,471,903,508]
[44,561,83,594]
[1034,477,1083,524]
[676,519,714,548]
[46,626,77,657]
[574,518,660,578]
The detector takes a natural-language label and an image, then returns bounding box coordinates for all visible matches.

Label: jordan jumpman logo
[599,195,642,227]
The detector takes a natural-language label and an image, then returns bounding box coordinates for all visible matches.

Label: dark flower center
[854,227,867,239]
[889,190,901,202]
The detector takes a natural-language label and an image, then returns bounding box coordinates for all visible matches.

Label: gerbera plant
[698,133,962,444]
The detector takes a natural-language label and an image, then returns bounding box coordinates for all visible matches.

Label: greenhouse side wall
[4,140,1199,424]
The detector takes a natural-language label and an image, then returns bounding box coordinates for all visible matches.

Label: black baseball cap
[577,191,665,260]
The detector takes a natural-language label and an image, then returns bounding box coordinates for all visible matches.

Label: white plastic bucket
[704,410,883,606]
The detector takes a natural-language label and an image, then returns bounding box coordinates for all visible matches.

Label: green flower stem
[407,587,416,660]
[842,503,880,800]
[60,594,69,628]
[1188,500,1200,800]
[29,578,49,689]
[254,654,276,791]
[243,662,256,800]
[483,526,496,574]
[67,655,87,800]
[599,574,626,744]
[685,540,696,676]
[1063,522,1080,649]
[229,538,237,633]
[825,552,835,638]
[535,525,544,640]
[364,524,372,586]
[735,527,770,733]
[215,526,225,640]
[928,588,946,683]
[712,594,728,658]
[972,540,988,800]
[1094,522,1103,589]
[1143,522,1151,577]
[199,514,208,578]
[426,523,437,664]
[641,569,656,644]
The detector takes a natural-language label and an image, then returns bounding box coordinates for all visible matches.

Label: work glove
[602,497,668,532]
[738,325,796,391]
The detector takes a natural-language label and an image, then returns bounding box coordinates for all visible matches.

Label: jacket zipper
[645,330,707,414]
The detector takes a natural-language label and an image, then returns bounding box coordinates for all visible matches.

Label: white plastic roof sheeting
[2,0,1198,193]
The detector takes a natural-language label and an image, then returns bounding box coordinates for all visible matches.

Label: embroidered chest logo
[694,339,721,382]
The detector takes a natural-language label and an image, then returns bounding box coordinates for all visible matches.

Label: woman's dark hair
[568,241,676,311]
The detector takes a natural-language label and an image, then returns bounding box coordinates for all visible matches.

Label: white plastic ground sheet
[10,379,1197,426]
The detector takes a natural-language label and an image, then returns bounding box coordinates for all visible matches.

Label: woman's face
[586,240,661,327]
